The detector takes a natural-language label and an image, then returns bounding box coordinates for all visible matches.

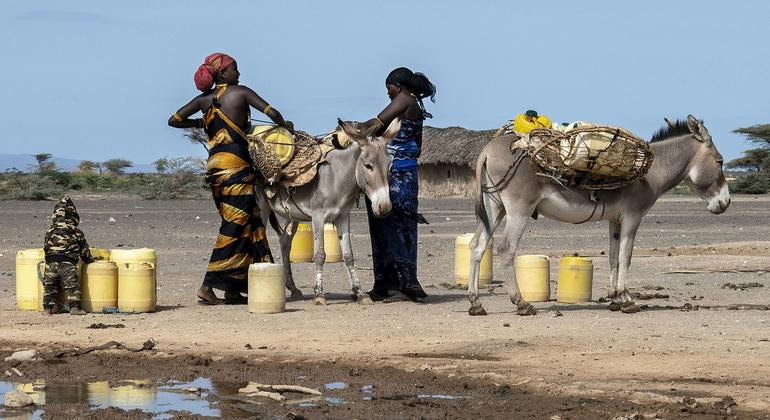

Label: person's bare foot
[197,286,222,305]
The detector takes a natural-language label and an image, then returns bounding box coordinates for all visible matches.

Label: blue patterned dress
[366,118,427,300]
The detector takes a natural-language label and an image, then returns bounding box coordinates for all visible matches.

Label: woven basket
[519,126,654,190]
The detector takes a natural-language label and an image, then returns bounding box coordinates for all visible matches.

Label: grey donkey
[468,115,730,316]
[258,118,401,305]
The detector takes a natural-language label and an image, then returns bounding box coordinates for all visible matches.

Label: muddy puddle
[0,348,753,419]
[0,376,476,418]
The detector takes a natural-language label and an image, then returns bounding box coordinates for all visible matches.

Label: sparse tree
[102,158,133,175]
[733,124,770,148]
[78,160,100,173]
[32,153,57,174]
[184,128,210,152]
[727,148,770,172]
[731,124,770,194]
[153,158,170,174]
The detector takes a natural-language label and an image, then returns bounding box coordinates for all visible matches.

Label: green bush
[0,171,63,200]
[729,174,770,194]
[141,157,206,199]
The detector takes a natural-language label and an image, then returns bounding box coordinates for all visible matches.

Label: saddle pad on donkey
[249,129,336,198]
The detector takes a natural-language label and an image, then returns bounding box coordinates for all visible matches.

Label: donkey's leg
[280,221,303,300]
[607,221,622,311]
[336,213,372,305]
[616,217,642,314]
[468,225,492,316]
[311,218,327,305]
[502,213,537,316]
[468,212,504,316]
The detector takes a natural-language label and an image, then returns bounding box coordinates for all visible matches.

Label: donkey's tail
[475,153,492,236]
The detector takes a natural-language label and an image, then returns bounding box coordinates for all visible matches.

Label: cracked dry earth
[0,196,768,418]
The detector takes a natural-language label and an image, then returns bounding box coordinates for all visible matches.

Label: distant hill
[0,154,155,173]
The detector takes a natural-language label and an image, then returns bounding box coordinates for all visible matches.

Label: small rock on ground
[4,350,38,362]
[3,390,34,408]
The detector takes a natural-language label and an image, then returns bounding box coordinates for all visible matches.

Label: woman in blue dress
[359,67,436,303]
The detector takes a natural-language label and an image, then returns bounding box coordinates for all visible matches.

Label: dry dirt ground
[0,195,768,418]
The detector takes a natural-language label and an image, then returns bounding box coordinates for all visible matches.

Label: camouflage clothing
[42,196,93,308]
[43,196,93,264]
[43,261,80,306]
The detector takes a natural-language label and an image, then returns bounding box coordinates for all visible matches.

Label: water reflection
[0,378,227,418]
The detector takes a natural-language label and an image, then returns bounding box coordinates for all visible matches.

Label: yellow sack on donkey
[513,111,552,134]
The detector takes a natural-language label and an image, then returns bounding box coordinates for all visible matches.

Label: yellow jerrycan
[557,256,593,303]
[250,125,295,166]
[323,224,343,263]
[248,263,286,314]
[454,234,493,286]
[81,261,118,312]
[515,255,551,302]
[290,223,314,262]
[117,262,156,313]
[16,249,45,310]
[90,247,111,261]
[109,248,157,267]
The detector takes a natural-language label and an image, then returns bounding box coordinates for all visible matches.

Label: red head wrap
[194,53,236,92]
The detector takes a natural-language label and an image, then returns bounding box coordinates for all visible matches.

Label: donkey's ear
[380,117,402,142]
[686,114,706,142]
[338,118,363,139]
[338,118,369,147]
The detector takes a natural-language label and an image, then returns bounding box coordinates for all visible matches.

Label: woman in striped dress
[168,53,293,305]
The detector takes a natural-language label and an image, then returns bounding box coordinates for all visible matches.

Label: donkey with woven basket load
[256,119,400,305]
[468,115,730,316]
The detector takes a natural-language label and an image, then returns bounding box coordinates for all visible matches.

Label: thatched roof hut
[419,126,496,168]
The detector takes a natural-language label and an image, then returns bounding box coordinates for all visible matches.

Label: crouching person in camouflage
[43,196,94,315]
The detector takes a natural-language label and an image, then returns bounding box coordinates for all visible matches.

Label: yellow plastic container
[109,248,157,267]
[557,257,593,303]
[323,224,342,263]
[16,249,45,310]
[250,125,295,166]
[455,234,493,286]
[90,247,111,261]
[290,223,314,262]
[512,113,553,133]
[81,261,118,312]
[248,263,286,314]
[515,255,551,302]
[117,262,156,313]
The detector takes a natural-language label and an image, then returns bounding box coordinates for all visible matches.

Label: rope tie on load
[512,125,654,190]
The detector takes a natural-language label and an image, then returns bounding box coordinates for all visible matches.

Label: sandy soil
[0,195,768,418]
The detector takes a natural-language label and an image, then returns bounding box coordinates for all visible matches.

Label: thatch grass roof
[418,126,495,167]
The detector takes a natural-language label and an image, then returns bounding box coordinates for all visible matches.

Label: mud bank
[1,344,763,419]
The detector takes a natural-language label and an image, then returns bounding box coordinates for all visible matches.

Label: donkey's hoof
[516,304,537,316]
[608,301,623,312]
[357,295,374,305]
[288,290,304,301]
[621,301,640,314]
[313,296,327,306]
[468,304,487,316]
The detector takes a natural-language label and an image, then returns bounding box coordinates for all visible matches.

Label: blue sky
[1,0,768,164]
